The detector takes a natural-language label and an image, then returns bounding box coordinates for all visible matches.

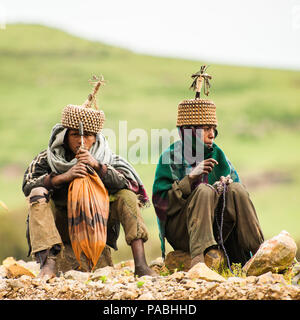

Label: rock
[165,250,191,272]
[187,262,226,282]
[149,257,164,268]
[114,260,135,271]
[168,271,185,282]
[0,265,7,278]
[0,279,8,291]
[6,278,25,289]
[257,271,285,285]
[290,262,300,286]
[18,261,40,276]
[227,277,246,284]
[3,257,35,278]
[138,292,155,300]
[56,244,113,273]
[243,230,297,276]
[64,270,90,282]
[90,266,115,281]
[183,280,198,289]
[292,274,300,286]
[245,276,258,284]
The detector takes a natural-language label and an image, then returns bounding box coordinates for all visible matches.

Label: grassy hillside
[0,24,299,263]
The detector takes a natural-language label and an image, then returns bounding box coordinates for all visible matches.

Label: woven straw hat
[61,75,106,133]
[176,66,217,127]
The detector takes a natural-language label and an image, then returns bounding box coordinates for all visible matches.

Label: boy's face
[66,129,96,154]
[201,125,216,148]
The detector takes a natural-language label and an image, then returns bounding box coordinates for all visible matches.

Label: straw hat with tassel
[176,65,218,127]
[61,75,106,133]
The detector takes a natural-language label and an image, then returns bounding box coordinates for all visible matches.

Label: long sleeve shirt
[22,150,133,205]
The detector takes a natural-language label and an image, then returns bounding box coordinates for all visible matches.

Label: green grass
[0,23,300,263]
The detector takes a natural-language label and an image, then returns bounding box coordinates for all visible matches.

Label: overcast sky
[0,0,300,70]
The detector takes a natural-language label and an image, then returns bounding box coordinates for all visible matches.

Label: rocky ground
[1,231,299,301]
[0,257,299,301]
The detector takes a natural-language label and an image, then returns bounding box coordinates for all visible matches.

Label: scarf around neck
[47,124,149,206]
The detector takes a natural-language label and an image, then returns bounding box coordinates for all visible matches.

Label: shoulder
[28,150,49,169]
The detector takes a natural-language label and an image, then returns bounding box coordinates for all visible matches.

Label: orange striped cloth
[67,172,109,270]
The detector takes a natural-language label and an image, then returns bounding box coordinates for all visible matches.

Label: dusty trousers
[27,187,149,268]
[165,182,264,265]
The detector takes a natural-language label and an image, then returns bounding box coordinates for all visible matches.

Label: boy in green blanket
[152,66,264,270]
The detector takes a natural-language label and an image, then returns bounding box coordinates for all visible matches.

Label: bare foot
[38,258,56,279]
[134,265,158,277]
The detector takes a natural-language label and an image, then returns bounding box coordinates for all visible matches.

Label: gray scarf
[47,124,149,204]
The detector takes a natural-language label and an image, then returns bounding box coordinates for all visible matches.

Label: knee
[115,189,138,209]
[28,187,49,204]
[193,184,216,198]
[227,182,248,198]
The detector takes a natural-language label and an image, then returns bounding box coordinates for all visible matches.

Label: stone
[245,276,258,284]
[64,270,90,282]
[56,244,113,273]
[291,262,300,286]
[257,271,275,284]
[168,271,185,282]
[149,257,164,268]
[3,257,35,278]
[114,260,135,271]
[6,278,25,289]
[292,273,300,286]
[0,265,7,278]
[90,266,115,281]
[138,292,155,300]
[18,261,40,276]
[165,250,191,273]
[243,230,297,276]
[187,262,226,282]
[204,248,226,273]
[227,277,246,284]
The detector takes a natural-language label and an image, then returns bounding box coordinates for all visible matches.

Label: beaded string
[206,182,233,273]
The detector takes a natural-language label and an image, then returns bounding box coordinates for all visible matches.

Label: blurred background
[0,0,299,264]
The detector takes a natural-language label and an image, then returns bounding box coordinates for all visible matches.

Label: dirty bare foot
[131,239,158,277]
[38,258,56,279]
[134,265,158,277]
[190,253,205,268]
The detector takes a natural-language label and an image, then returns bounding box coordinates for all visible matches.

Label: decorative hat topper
[190,65,212,99]
[176,65,217,127]
[61,75,106,134]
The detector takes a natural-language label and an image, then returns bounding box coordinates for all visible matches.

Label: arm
[22,151,51,197]
[22,151,89,197]
[153,158,218,218]
[75,148,129,193]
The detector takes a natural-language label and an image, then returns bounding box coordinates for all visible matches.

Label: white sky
[0,0,300,70]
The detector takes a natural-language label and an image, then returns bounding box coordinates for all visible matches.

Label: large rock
[56,244,113,273]
[2,257,35,278]
[187,262,226,282]
[243,230,297,276]
[165,250,191,272]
